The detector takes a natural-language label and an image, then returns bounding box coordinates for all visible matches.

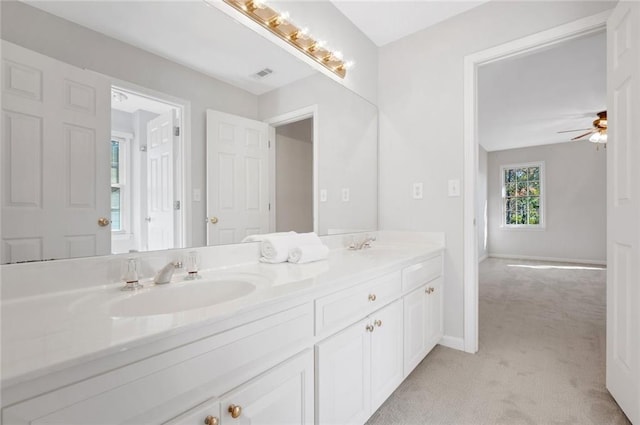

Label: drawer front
[402,255,442,293]
[3,303,314,425]
[315,271,401,336]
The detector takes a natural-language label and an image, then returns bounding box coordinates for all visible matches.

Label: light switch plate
[341,188,350,202]
[193,189,201,202]
[448,179,461,197]
[412,182,423,199]
[320,189,327,202]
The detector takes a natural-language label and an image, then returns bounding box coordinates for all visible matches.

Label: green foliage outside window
[503,165,541,226]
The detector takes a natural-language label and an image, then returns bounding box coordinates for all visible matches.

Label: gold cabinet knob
[425,287,434,294]
[210,216,219,224]
[228,404,242,419]
[366,324,375,332]
[368,293,377,302]
[97,217,111,227]
[374,319,383,327]
[204,416,219,425]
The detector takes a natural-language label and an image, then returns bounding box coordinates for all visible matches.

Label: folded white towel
[241,231,295,243]
[260,232,323,263]
[288,244,330,264]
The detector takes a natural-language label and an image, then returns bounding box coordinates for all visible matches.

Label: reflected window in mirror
[111,133,132,235]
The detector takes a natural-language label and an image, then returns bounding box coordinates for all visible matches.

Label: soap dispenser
[121,258,143,291]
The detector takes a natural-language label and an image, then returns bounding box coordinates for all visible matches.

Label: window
[110,134,130,233]
[501,162,544,228]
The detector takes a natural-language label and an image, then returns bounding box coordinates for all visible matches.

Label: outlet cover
[412,182,423,199]
[341,188,350,202]
[448,179,461,197]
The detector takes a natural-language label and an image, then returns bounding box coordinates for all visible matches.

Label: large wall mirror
[0,0,378,264]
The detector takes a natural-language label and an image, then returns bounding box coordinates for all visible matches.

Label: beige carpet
[366,258,630,425]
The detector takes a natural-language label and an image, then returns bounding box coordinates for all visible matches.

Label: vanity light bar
[222,0,349,78]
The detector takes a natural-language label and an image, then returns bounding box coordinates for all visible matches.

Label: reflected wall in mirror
[0,0,378,264]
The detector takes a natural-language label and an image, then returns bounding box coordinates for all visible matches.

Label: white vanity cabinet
[167,350,314,425]
[402,255,444,376]
[315,299,403,425]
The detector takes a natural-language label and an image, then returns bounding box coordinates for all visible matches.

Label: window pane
[528,167,540,181]
[506,169,516,183]
[505,183,516,197]
[528,181,540,196]
[111,141,120,184]
[111,187,121,231]
[517,182,527,197]
[515,168,526,182]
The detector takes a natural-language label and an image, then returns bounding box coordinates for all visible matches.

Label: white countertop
[1,243,443,389]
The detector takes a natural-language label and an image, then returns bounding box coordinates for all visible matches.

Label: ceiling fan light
[589,131,607,144]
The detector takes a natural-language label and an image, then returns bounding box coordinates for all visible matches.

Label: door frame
[462,10,610,353]
[264,105,319,234]
[111,79,192,250]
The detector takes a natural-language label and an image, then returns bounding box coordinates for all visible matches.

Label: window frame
[500,161,545,231]
[110,131,133,235]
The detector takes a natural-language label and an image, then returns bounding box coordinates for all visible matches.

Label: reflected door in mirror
[1,42,111,263]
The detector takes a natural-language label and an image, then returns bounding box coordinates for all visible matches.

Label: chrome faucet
[349,235,376,250]
[154,261,183,285]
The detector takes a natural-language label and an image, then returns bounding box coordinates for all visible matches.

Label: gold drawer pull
[368,293,377,302]
[374,319,383,327]
[204,415,219,425]
[228,404,242,419]
[366,324,375,332]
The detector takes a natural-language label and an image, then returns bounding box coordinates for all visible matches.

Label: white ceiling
[330,0,490,46]
[24,1,317,95]
[478,31,606,152]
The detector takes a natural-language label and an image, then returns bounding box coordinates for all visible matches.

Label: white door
[146,111,175,251]
[316,318,371,425]
[206,109,269,245]
[606,2,640,423]
[369,299,404,413]
[219,350,314,425]
[1,41,110,263]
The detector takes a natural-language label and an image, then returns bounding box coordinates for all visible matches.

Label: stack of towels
[242,231,329,264]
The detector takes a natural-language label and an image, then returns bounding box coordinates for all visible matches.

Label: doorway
[110,85,187,253]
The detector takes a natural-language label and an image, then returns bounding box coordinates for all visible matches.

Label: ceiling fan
[558,110,607,146]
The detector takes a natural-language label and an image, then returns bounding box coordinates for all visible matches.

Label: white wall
[487,142,606,264]
[378,1,615,341]
[477,145,488,261]
[275,119,313,233]
[1,1,258,248]
[259,74,378,235]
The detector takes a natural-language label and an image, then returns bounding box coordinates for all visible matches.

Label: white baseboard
[488,253,606,266]
[439,335,465,351]
[478,253,488,263]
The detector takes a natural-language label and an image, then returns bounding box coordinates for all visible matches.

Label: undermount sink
[110,278,256,317]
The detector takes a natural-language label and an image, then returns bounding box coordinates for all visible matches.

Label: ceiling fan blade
[557,128,592,134]
[570,130,595,141]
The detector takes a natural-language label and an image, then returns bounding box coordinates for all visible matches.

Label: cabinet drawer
[3,303,314,425]
[315,271,401,336]
[402,255,442,293]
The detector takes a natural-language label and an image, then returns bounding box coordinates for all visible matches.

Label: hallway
[366,258,629,425]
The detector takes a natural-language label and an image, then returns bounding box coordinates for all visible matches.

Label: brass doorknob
[204,416,219,425]
[97,217,111,227]
[228,404,242,419]
[210,216,219,224]
[368,293,377,302]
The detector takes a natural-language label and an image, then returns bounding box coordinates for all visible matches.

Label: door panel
[403,286,427,377]
[206,109,269,245]
[607,2,640,423]
[370,299,403,413]
[1,41,110,263]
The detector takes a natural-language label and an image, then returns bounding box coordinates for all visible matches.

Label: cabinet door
[164,398,221,425]
[370,299,404,412]
[403,285,428,377]
[425,277,444,353]
[316,318,371,425]
[219,350,314,425]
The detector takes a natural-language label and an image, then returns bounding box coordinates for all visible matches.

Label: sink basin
[110,279,256,317]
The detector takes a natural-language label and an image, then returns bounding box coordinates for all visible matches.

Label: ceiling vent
[252,68,274,79]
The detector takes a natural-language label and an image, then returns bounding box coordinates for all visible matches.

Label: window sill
[500,225,546,232]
